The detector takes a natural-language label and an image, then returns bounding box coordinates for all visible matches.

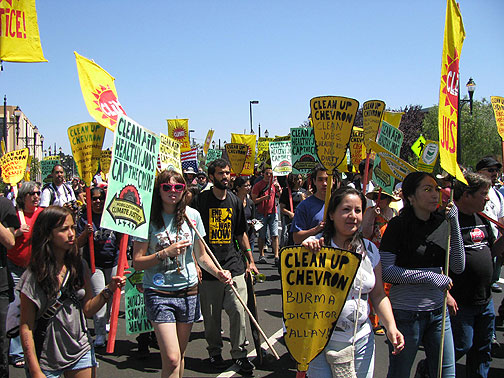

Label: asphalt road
[10,252,504,377]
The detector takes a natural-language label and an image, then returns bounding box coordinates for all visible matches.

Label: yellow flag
[231,133,256,175]
[75,51,127,132]
[0,0,46,62]
[203,129,214,155]
[437,0,466,184]
[491,96,504,140]
[167,119,191,152]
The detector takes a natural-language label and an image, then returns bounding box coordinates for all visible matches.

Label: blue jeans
[7,260,24,364]
[308,332,375,378]
[387,307,455,378]
[451,299,495,378]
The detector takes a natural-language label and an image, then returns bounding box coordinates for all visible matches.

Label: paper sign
[383,111,404,128]
[417,140,440,173]
[102,116,159,238]
[373,122,404,193]
[269,141,292,176]
[41,157,61,183]
[257,137,274,165]
[349,127,366,170]
[205,149,222,168]
[491,96,504,140]
[291,127,321,174]
[281,246,361,372]
[363,100,386,150]
[0,148,29,185]
[125,270,153,335]
[158,134,182,173]
[231,134,256,175]
[68,123,106,186]
[100,150,112,175]
[225,143,248,175]
[310,96,359,171]
[411,135,427,158]
[368,140,417,181]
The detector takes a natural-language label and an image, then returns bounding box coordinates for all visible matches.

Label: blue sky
[1,0,503,153]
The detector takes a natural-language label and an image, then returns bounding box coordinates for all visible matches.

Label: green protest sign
[101,115,160,238]
[269,141,292,176]
[41,157,61,183]
[125,269,153,335]
[373,121,403,194]
[205,149,222,167]
[290,127,320,174]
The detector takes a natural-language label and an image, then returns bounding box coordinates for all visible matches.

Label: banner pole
[106,234,129,354]
[184,214,280,360]
[12,186,26,224]
[437,182,454,378]
[85,186,95,273]
[323,175,333,220]
[362,152,371,195]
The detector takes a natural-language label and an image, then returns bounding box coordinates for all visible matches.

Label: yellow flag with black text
[231,133,256,175]
[0,0,47,62]
[437,0,466,184]
[75,52,127,132]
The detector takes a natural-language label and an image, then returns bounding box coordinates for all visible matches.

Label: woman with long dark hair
[379,172,465,378]
[19,206,125,377]
[133,170,232,378]
[303,187,404,378]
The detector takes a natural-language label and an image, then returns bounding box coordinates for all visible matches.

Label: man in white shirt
[40,165,77,208]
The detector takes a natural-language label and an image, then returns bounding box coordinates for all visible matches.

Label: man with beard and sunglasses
[194,158,259,375]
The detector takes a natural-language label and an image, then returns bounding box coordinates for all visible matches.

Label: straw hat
[365,188,401,202]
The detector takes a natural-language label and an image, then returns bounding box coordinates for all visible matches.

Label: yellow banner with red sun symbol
[75,51,127,132]
[437,0,466,184]
[167,119,191,152]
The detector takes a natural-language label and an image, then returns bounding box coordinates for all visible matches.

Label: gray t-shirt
[19,265,91,371]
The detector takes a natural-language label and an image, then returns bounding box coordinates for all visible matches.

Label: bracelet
[101,287,113,300]
[246,248,252,252]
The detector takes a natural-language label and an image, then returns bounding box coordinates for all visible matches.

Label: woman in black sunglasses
[7,181,43,368]
[133,169,232,378]
[76,186,121,348]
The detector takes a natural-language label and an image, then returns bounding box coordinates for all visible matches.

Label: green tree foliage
[30,156,40,179]
[422,98,501,171]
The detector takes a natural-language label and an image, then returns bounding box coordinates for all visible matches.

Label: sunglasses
[28,191,41,196]
[161,183,186,192]
[92,196,105,201]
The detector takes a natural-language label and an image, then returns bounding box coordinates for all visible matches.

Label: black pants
[0,289,10,377]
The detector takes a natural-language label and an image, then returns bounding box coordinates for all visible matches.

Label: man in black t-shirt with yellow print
[194,158,259,375]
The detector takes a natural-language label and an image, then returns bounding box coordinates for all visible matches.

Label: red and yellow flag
[437,0,466,184]
[167,119,191,152]
[0,0,46,62]
[75,51,127,132]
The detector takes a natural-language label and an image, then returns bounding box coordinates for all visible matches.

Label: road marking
[216,328,284,378]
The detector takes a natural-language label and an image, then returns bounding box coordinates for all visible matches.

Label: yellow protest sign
[310,96,359,171]
[225,143,248,175]
[158,134,182,174]
[383,111,404,128]
[362,100,386,150]
[491,96,504,140]
[368,140,417,181]
[231,133,256,175]
[281,246,361,372]
[203,129,214,155]
[437,0,466,184]
[0,0,46,62]
[100,149,112,175]
[411,135,427,158]
[167,119,191,152]
[75,52,127,132]
[0,148,29,184]
[68,123,106,186]
[349,127,366,170]
[257,137,273,165]
[24,155,32,181]
[417,140,440,173]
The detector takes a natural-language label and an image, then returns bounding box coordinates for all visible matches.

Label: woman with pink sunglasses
[133,169,232,378]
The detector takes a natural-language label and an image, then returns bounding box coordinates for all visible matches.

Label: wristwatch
[101,287,113,300]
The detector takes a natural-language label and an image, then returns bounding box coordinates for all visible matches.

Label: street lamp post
[212,141,215,149]
[457,77,476,163]
[264,129,269,138]
[258,123,261,138]
[249,100,259,134]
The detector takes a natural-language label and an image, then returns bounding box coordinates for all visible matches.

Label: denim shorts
[257,212,279,239]
[40,347,97,378]
[144,289,201,323]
